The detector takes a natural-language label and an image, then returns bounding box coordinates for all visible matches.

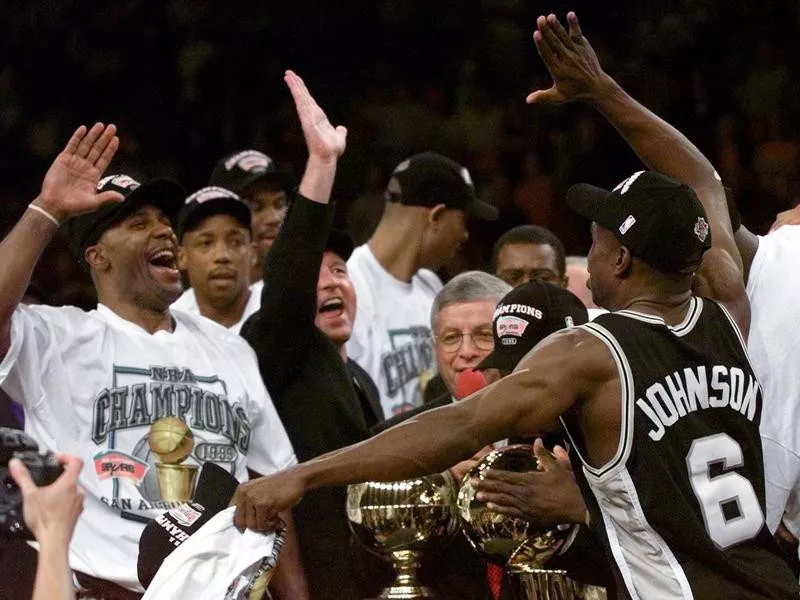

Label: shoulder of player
[519,326,617,386]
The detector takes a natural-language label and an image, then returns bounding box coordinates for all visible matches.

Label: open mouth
[318,297,344,318]
[148,247,178,272]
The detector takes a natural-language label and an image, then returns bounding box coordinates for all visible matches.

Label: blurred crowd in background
[2,0,800,308]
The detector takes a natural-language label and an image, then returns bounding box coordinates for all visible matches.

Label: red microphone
[455,369,488,400]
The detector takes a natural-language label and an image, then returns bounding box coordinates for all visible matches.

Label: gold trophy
[459,445,598,600]
[148,417,198,502]
[346,473,459,599]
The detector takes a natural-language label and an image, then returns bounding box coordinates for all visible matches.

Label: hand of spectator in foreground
[769,204,800,232]
[526,12,611,106]
[471,438,587,525]
[285,70,347,162]
[34,123,123,223]
[8,453,85,549]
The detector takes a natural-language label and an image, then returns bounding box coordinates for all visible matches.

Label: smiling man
[171,186,262,333]
[0,126,307,599]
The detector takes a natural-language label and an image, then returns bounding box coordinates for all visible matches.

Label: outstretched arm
[0,124,121,360]
[232,328,606,531]
[528,14,748,329]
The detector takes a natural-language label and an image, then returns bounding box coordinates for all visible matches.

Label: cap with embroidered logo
[566,170,712,275]
[64,174,185,268]
[477,281,588,372]
[176,186,252,241]
[209,150,294,195]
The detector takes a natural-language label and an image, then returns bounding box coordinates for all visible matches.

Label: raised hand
[769,204,800,232]
[285,70,347,161]
[36,123,124,222]
[526,12,610,106]
[8,453,85,548]
[232,468,306,532]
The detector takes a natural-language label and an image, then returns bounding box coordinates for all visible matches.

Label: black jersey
[561,297,798,599]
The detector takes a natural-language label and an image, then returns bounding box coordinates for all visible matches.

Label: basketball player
[171,186,262,333]
[209,149,293,283]
[346,152,497,417]
[233,13,799,599]
[0,125,306,598]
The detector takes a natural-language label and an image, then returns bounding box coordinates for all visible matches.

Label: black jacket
[242,195,388,600]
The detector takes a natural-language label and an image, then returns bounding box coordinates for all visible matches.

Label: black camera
[0,428,63,540]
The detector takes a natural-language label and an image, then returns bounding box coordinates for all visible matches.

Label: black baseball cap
[478,281,588,371]
[385,152,498,221]
[176,186,252,242]
[566,170,712,275]
[209,150,294,195]
[137,462,239,589]
[325,229,354,262]
[64,174,185,268]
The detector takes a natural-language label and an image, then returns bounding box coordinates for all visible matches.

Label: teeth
[321,298,343,309]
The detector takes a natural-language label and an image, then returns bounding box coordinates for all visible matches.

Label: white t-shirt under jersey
[0,303,296,592]
[346,245,442,418]
[746,225,800,535]
[171,281,264,334]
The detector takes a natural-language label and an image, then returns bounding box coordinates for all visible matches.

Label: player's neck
[367,226,422,283]
[617,289,694,326]
[102,299,174,334]
[197,289,250,329]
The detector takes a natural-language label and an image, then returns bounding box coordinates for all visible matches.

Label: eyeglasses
[435,329,495,352]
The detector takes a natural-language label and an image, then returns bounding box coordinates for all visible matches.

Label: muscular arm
[233,329,614,530]
[530,14,749,331]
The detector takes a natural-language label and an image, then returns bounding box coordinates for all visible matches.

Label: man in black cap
[209,150,293,283]
[233,13,798,599]
[346,151,498,418]
[171,186,262,333]
[0,124,305,599]
[240,70,385,600]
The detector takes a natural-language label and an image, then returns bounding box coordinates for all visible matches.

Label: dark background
[2,0,799,306]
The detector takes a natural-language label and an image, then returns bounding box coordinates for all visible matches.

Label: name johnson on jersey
[637,364,759,441]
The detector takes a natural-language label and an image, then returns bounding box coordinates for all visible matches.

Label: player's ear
[85,244,110,273]
[616,245,633,277]
[428,204,447,226]
[176,246,187,271]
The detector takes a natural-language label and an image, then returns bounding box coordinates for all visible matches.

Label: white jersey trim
[615,297,703,337]
[590,468,694,599]
[573,322,635,478]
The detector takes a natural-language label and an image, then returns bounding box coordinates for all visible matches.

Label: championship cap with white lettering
[176,186,252,242]
[209,150,294,195]
[477,281,588,372]
[566,170,712,274]
[385,152,498,221]
[137,462,239,589]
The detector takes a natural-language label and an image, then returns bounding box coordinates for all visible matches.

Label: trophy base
[376,584,435,600]
[508,568,575,600]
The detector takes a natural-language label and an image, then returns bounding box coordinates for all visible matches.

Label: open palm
[285,70,347,160]
[39,123,123,218]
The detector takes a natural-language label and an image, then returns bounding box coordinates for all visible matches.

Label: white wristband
[27,202,61,227]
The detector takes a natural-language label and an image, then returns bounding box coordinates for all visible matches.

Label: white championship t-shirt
[0,303,296,592]
[746,225,800,534]
[171,280,264,334]
[346,245,442,418]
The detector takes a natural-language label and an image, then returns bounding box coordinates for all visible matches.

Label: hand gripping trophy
[148,416,198,503]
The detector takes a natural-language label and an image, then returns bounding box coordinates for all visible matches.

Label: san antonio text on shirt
[91,365,252,454]
[637,364,758,441]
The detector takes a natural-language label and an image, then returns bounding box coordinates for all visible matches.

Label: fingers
[96,135,120,175]
[96,191,125,207]
[55,453,84,481]
[485,502,525,519]
[552,445,572,469]
[8,458,36,497]
[537,15,567,57]
[526,88,561,105]
[533,25,558,66]
[546,13,574,49]
[76,123,105,159]
[534,440,558,471]
[63,125,88,154]
[567,11,583,39]
[285,70,319,121]
[85,124,117,166]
